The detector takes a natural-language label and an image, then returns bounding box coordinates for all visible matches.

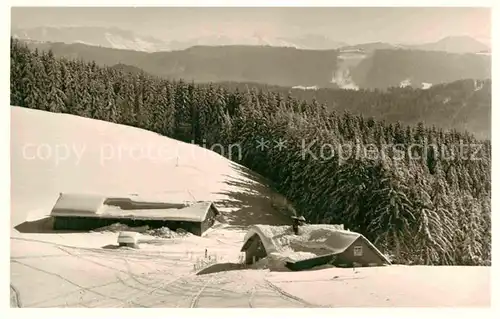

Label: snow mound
[145,226,190,238]
[253,251,318,271]
[91,223,189,239]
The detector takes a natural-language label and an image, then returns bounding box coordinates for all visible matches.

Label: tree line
[10,38,491,266]
[213,79,491,140]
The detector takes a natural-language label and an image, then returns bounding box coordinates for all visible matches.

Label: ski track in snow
[11,234,310,308]
[12,233,489,307]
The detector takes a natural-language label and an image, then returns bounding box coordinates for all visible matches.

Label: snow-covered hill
[10,107,490,308]
[10,106,291,228]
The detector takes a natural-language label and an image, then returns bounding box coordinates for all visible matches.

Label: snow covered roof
[50,193,108,216]
[50,193,218,222]
[101,201,217,222]
[241,224,391,264]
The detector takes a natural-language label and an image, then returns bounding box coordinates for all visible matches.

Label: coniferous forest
[10,38,491,266]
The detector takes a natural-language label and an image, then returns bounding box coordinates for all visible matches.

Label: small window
[353,245,363,256]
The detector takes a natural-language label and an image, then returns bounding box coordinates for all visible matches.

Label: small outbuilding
[50,193,220,236]
[240,233,268,264]
[240,224,391,270]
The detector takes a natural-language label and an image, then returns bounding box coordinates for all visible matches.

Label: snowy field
[10,107,491,307]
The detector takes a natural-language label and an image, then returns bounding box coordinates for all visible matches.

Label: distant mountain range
[11,26,171,52]
[19,39,490,91]
[351,49,490,90]
[11,26,347,52]
[407,36,490,54]
[20,42,340,88]
[11,25,490,54]
[13,25,491,91]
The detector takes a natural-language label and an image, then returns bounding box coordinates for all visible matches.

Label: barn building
[240,224,391,271]
[50,193,219,236]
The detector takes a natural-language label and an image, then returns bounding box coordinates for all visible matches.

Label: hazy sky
[11,7,491,45]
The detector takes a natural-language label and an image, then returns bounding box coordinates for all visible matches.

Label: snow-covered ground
[400,78,412,88]
[292,85,319,91]
[422,82,433,90]
[10,107,491,307]
[330,51,365,90]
